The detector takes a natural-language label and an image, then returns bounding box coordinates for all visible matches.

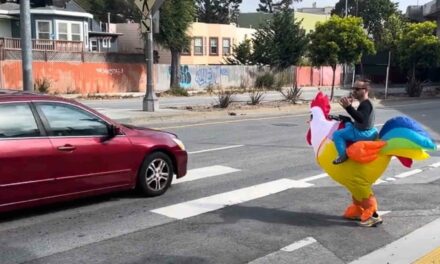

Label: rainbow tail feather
[379,116,437,167]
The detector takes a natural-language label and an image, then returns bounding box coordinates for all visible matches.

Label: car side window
[0,103,41,138]
[37,103,109,137]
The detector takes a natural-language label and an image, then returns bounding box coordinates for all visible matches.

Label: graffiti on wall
[168,65,192,88]
[96,68,124,75]
[195,67,218,86]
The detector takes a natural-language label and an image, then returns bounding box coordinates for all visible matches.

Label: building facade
[115,22,256,65]
[0,0,120,52]
[407,0,440,36]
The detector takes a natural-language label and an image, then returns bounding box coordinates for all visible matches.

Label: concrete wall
[0,61,342,93]
[1,61,146,93]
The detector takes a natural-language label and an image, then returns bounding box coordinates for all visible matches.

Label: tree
[379,13,407,53]
[155,0,195,88]
[397,21,440,97]
[332,0,398,43]
[252,9,308,69]
[224,39,253,65]
[257,0,301,13]
[196,0,242,24]
[308,16,375,100]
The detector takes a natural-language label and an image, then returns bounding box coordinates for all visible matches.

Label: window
[222,38,231,55]
[0,103,40,138]
[36,20,52,40]
[57,22,68,40]
[209,37,218,55]
[71,23,81,41]
[37,103,108,137]
[90,39,98,52]
[102,38,111,48]
[182,42,191,55]
[56,21,83,41]
[194,37,203,55]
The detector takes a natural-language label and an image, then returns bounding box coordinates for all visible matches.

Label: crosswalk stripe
[188,145,244,154]
[151,179,313,220]
[299,173,328,182]
[173,165,240,184]
[395,169,423,179]
[281,237,317,252]
[374,179,387,185]
[430,162,440,168]
[350,216,440,264]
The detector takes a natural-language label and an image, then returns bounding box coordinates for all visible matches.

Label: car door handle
[57,144,76,151]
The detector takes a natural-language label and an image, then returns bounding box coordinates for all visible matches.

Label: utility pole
[20,0,33,91]
[135,0,166,112]
[143,11,157,111]
[345,0,348,17]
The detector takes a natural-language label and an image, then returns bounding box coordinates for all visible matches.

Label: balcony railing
[0,38,84,52]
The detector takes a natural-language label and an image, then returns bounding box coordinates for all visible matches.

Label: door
[35,102,135,195]
[0,102,55,209]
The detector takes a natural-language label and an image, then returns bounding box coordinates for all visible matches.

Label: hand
[339,97,352,108]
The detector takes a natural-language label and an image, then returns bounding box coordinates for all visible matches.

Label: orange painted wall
[296,66,342,87]
[0,61,147,94]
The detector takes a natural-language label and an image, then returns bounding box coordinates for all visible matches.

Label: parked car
[0,90,187,213]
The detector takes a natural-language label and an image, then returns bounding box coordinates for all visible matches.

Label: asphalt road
[1,98,440,264]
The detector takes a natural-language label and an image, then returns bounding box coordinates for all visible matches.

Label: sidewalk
[89,86,438,125]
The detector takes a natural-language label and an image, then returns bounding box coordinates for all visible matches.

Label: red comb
[310,92,330,116]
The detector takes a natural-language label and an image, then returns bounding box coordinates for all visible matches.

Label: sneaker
[359,216,383,227]
[333,155,348,165]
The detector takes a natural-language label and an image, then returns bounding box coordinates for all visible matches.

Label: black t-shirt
[345,99,375,130]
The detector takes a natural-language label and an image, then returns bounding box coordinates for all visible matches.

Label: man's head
[351,79,370,101]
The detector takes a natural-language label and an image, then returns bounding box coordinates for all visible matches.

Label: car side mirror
[102,124,121,142]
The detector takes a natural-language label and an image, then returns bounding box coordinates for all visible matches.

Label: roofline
[6,9,93,19]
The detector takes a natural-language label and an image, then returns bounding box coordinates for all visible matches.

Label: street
[1,98,439,264]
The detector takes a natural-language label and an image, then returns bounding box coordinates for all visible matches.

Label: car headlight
[172,138,186,151]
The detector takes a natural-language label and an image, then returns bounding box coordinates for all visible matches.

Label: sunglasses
[351,87,366,91]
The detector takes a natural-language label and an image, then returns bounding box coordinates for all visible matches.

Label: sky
[240,0,432,13]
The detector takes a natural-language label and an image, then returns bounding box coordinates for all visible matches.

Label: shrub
[215,90,234,108]
[167,87,189,96]
[34,77,51,94]
[255,73,275,89]
[248,88,265,105]
[279,81,302,104]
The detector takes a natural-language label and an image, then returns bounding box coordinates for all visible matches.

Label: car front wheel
[138,152,174,196]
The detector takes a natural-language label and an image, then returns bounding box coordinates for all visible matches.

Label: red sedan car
[0,90,187,213]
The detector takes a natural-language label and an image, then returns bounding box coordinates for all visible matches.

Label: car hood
[121,124,176,138]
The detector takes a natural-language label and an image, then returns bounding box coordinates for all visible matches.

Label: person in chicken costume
[306,83,437,227]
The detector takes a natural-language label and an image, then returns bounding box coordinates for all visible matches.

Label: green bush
[167,87,189,96]
[255,73,275,89]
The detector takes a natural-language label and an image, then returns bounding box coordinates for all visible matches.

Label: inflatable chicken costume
[306,92,437,226]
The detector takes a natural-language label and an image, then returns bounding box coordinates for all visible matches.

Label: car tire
[137,152,174,197]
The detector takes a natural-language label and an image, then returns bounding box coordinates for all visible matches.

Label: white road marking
[350,217,440,264]
[188,145,244,154]
[385,177,396,181]
[374,179,387,185]
[378,211,391,216]
[281,237,317,252]
[173,165,240,184]
[151,179,313,219]
[299,173,328,182]
[395,169,423,179]
[430,162,440,168]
